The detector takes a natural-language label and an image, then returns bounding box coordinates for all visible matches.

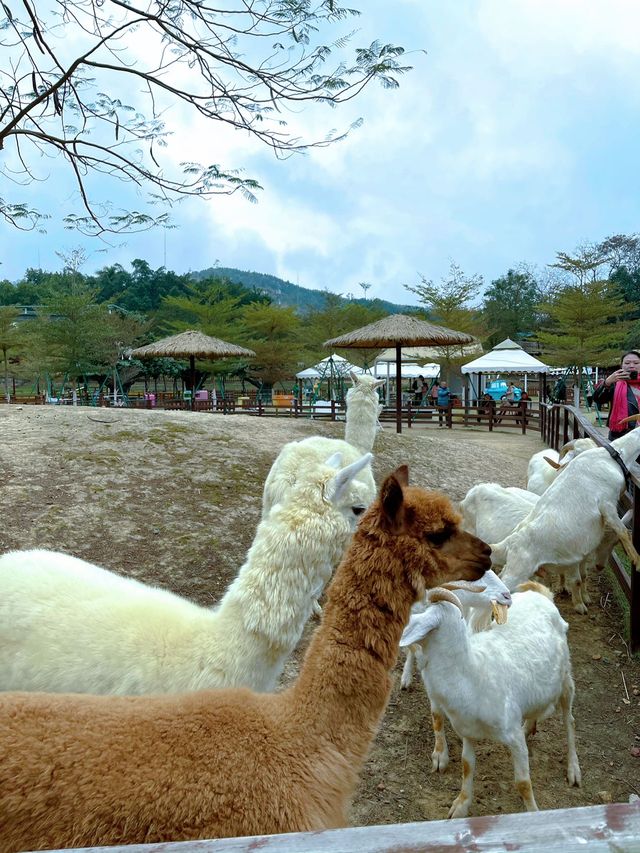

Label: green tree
[240,303,302,388]
[537,281,630,372]
[482,268,542,346]
[0,307,22,401]
[299,293,386,368]
[1,2,408,234]
[404,262,485,379]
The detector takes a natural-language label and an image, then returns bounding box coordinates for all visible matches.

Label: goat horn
[427,587,464,615]
[618,413,640,426]
[441,580,487,593]
[544,456,562,470]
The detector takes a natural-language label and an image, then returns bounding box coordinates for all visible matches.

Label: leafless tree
[0,1,409,234]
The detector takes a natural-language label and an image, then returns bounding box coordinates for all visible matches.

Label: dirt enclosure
[0,404,638,827]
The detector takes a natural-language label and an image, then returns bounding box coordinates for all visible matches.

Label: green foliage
[239,303,303,386]
[536,280,630,369]
[403,261,485,379]
[483,268,542,346]
[299,293,387,367]
[0,306,23,400]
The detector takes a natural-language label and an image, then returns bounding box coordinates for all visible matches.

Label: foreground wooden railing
[45,801,640,852]
[541,403,640,652]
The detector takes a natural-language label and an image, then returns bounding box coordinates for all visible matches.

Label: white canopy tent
[295,353,364,380]
[461,338,549,400]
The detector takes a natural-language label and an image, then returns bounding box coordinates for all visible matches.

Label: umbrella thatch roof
[131,330,255,360]
[323,314,474,349]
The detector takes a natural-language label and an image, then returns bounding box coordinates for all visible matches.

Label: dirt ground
[0,404,639,825]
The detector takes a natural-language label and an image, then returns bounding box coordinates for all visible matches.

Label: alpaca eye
[427,528,452,546]
[352,506,366,516]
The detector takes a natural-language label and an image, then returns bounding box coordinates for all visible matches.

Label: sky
[2,0,640,306]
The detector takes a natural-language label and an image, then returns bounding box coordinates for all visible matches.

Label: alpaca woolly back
[344,372,384,454]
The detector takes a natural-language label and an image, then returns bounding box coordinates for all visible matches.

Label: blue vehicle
[483,380,522,402]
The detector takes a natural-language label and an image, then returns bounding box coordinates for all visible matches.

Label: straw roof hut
[324,314,473,433]
[131,330,255,402]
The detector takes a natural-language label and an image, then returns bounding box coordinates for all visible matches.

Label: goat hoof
[447,796,470,819]
[573,603,588,615]
[568,764,582,787]
[432,752,449,773]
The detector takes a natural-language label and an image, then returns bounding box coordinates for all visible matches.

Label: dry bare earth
[0,405,639,827]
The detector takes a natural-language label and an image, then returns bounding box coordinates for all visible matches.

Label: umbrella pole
[190,355,195,411]
[395,345,402,434]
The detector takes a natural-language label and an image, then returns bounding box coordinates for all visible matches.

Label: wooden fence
[541,402,640,652]
[45,801,640,852]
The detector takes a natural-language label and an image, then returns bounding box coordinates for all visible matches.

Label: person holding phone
[592,350,640,439]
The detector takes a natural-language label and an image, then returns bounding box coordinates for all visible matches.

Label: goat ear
[400,609,442,646]
[380,470,405,531]
[325,453,373,504]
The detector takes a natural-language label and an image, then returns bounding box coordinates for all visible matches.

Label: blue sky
[2,0,640,306]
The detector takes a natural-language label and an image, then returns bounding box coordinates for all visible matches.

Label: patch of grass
[99,430,141,442]
[63,450,122,465]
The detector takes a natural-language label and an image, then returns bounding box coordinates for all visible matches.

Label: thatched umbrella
[324,314,474,433]
[131,330,255,405]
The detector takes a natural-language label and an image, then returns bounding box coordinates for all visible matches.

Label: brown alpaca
[0,467,491,852]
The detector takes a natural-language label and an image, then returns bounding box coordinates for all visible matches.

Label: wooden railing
[541,402,640,652]
[44,801,640,852]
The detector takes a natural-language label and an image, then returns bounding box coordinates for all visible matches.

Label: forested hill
[191,266,413,314]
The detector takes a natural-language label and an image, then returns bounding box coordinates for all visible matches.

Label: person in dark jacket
[592,350,640,440]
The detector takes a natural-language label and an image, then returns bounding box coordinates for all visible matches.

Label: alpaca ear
[373,378,386,390]
[400,609,442,647]
[380,470,406,531]
[325,453,373,503]
[349,370,359,385]
[393,465,409,487]
[324,452,343,470]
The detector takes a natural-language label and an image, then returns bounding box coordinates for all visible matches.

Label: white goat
[400,571,513,774]
[0,453,372,696]
[492,426,640,593]
[459,483,538,543]
[526,438,596,495]
[261,373,382,521]
[401,581,581,818]
[458,482,591,613]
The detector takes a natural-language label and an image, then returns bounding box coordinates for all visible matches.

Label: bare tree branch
[0,0,411,233]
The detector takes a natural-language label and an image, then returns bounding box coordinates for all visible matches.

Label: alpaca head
[347,371,385,401]
[359,466,492,601]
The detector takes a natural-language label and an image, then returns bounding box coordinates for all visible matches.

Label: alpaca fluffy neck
[345,393,379,455]
[288,532,416,766]
[212,508,336,691]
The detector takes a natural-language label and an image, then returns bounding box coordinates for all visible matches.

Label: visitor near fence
[437,380,451,427]
[592,350,640,440]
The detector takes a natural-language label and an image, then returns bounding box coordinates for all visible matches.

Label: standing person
[592,350,640,440]
[430,380,440,406]
[436,380,451,427]
[505,382,517,403]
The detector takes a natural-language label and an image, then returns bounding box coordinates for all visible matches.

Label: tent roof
[295,353,363,379]
[461,346,549,374]
[491,337,523,351]
[373,362,440,379]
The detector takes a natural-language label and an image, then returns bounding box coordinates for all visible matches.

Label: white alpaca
[344,371,385,454]
[401,582,581,818]
[262,372,382,520]
[0,453,372,696]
